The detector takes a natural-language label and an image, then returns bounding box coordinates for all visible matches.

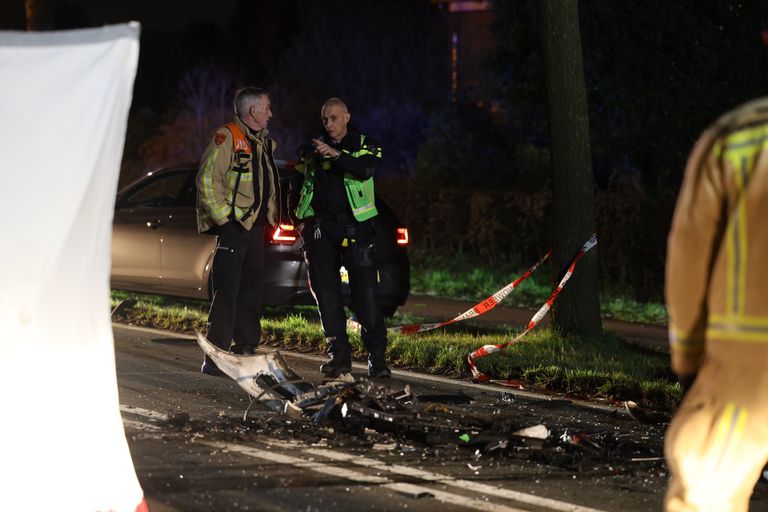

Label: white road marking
[203,441,529,512]
[302,447,605,512]
[121,418,161,432]
[120,407,604,512]
[120,404,168,421]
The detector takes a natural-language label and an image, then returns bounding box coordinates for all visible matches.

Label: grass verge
[410,252,669,325]
[111,290,679,410]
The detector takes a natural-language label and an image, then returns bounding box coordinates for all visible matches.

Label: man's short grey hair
[321,97,348,114]
[234,87,268,116]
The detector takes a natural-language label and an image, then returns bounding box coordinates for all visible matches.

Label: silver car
[111,162,410,315]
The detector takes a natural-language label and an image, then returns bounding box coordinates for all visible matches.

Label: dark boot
[320,336,352,377]
[320,353,352,377]
[367,349,391,379]
[200,355,223,377]
[231,344,255,355]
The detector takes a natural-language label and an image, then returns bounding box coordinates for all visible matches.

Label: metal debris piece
[341,400,416,424]
[392,385,413,402]
[198,331,666,477]
[561,431,603,452]
[283,401,304,420]
[485,440,509,452]
[372,443,398,451]
[513,424,549,440]
[196,332,313,411]
[293,383,348,409]
[314,396,342,425]
[624,401,669,424]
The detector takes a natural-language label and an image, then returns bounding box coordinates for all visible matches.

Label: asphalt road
[115,323,768,512]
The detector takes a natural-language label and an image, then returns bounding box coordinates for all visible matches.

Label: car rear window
[118,170,194,209]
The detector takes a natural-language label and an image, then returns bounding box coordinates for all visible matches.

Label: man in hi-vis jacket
[196,87,280,375]
[293,98,390,379]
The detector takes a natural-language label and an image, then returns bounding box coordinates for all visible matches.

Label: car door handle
[146,220,163,229]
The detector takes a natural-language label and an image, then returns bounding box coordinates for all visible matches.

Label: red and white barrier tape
[467,234,598,382]
[348,249,552,335]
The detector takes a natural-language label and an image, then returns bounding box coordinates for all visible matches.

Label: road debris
[623,401,670,424]
[196,331,668,486]
[513,424,549,439]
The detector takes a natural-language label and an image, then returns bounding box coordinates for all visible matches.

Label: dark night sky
[68,0,247,112]
[58,0,239,31]
[0,0,238,31]
[0,0,451,171]
[0,0,256,111]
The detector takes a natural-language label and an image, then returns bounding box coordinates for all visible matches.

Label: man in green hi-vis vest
[293,97,390,379]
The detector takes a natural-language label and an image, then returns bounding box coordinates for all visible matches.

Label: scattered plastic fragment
[513,424,549,439]
[372,443,398,451]
[623,401,669,424]
[485,440,509,452]
[197,330,666,478]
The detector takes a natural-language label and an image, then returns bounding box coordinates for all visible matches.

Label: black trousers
[206,221,266,351]
[303,217,387,359]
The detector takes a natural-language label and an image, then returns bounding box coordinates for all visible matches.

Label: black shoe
[201,357,224,376]
[368,364,391,379]
[231,344,255,355]
[368,351,391,378]
[320,354,352,378]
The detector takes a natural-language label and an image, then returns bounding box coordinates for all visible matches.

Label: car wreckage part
[196,332,315,411]
[197,316,666,482]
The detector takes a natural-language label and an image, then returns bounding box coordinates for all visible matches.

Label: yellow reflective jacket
[196,116,279,233]
[294,132,381,222]
[666,97,768,376]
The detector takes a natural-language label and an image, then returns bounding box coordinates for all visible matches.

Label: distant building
[431,0,494,103]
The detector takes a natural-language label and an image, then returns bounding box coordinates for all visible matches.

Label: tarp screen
[0,23,145,511]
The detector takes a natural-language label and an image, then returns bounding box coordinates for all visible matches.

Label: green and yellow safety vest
[294,133,379,222]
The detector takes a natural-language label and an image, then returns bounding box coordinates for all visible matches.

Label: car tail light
[271,224,298,244]
[396,227,409,246]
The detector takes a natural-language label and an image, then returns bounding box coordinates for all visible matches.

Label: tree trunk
[25,0,55,31]
[538,0,602,336]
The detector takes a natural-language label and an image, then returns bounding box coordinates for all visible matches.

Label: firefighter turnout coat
[666,97,768,376]
[196,115,279,233]
[664,97,768,512]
